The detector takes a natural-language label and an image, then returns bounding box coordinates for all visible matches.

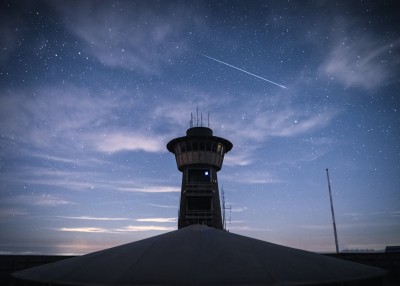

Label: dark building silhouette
[167,125,232,229]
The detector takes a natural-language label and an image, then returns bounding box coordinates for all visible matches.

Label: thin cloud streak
[116,186,180,193]
[92,132,166,153]
[229,226,273,232]
[0,208,29,219]
[115,225,175,232]
[60,227,111,233]
[222,170,281,185]
[58,216,177,223]
[59,225,176,233]
[224,152,253,166]
[4,194,76,207]
[136,217,176,223]
[59,216,132,221]
[147,203,178,209]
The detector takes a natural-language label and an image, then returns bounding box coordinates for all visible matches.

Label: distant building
[385,246,400,253]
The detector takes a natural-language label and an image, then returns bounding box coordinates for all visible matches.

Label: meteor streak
[201,54,287,89]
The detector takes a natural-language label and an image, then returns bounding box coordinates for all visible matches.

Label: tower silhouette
[167,117,232,229]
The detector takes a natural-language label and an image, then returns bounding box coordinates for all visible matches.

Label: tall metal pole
[326,168,339,253]
[222,187,226,230]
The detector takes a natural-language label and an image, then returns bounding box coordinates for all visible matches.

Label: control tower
[167,117,232,229]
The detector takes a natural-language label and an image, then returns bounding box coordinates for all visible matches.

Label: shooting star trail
[201,54,287,89]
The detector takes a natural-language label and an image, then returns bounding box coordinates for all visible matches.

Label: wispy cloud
[214,103,337,166]
[224,152,254,166]
[222,170,281,185]
[239,109,336,139]
[115,225,175,232]
[343,210,400,218]
[0,85,117,150]
[298,224,332,230]
[321,37,400,90]
[231,207,248,213]
[58,225,176,234]
[57,216,177,223]
[229,225,272,232]
[0,167,104,192]
[91,132,166,153]
[53,241,118,255]
[116,186,180,193]
[0,207,29,219]
[59,227,111,233]
[59,216,132,221]
[136,217,176,223]
[147,203,178,209]
[57,223,176,234]
[52,1,202,73]
[4,194,76,207]
[0,162,179,196]
[0,85,175,157]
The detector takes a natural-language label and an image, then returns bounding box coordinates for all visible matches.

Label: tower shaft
[178,167,223,229]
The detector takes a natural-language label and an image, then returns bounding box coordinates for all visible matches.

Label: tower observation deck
[167,124,232,229]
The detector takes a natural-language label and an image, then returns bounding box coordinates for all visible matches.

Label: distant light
[205,171,209,176]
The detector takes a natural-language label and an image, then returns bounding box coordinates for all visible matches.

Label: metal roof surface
[13,225,386,285]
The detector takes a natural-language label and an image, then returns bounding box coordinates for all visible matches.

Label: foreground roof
[13,225,385,285]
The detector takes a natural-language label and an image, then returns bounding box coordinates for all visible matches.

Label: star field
[0,0,399,255]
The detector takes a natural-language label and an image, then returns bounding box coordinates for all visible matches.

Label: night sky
[1,0,399,255]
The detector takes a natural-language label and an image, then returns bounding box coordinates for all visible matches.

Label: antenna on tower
[196,107,199,127]
[191,108,210,128]
[222,186,231,231]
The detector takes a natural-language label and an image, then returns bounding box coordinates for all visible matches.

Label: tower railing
[185,182,213,189]
[186,210,214,219]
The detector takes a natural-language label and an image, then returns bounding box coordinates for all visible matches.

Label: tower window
[187,197,212,211]
[217,143,222,153]
[212,143,217,152]
[186,142,192,151]
[205,141,211,151]
[199,141,206,151]
[180,143,186,152]
[188,168,211,183]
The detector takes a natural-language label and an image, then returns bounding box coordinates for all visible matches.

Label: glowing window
[188,168,211,183]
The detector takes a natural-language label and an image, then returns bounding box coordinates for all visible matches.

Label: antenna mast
[326,168,339,253]
[196,107,199,127]
[222,186,231,230]
[191,108,210,128]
